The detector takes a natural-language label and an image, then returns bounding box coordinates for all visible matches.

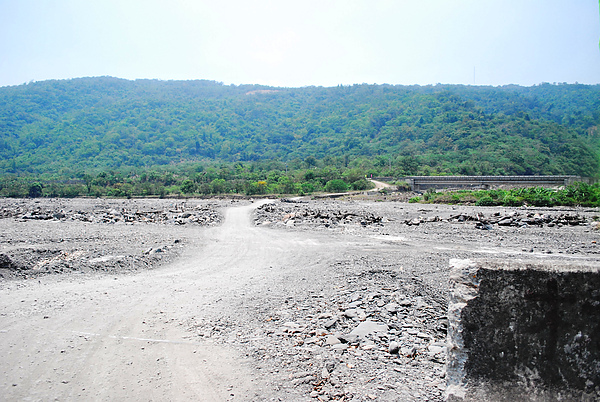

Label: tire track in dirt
[0,200,292,401]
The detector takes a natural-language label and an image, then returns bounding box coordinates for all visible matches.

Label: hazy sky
[1,0,599,88]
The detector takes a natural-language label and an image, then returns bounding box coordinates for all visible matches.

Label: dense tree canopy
[0,77,598,179]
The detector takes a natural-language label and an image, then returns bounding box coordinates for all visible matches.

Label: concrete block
[447,259,600,401]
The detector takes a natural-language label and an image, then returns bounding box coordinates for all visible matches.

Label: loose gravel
[1,197,598,401]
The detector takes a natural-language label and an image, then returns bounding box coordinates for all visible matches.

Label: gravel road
[0,197,598,401]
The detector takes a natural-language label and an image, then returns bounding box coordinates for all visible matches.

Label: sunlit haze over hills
[1,0,599,88]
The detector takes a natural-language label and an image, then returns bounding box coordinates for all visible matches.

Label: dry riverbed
[0,197,598,401]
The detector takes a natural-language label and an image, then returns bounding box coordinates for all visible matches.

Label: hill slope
[0,77,598,177]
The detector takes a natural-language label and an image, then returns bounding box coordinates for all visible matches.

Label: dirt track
[0,198,598,401]
[1,201,267,400]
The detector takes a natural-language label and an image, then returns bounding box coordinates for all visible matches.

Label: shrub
[325,179,348,192]
[502,195,522,207]
[564,182,600,206]
[300,182,314,194]
[409,196,421,203]
[475,196,496,206]
[89,185,106,197]
[60,184,86,198]
[487,189,506,200]
[28,182,43,198]
[396,182,412,192]
[530,195,555,207]
[423,188,436,202]
[180,179,197,194]
[349,178,368,190]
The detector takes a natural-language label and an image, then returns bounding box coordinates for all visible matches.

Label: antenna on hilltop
[473,66,476,86]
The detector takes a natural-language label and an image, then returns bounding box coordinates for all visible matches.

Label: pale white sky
[1,0,599,88]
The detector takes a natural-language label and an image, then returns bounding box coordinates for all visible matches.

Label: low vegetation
[410,182,600,207]
[0,161,376,198]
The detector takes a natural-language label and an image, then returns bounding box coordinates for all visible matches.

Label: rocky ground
[196,198,598,401]
[0,198,225,279]
[0,197,598,401]
[255,198,599,256]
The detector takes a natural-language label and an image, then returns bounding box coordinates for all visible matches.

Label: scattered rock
[347,321,388,339]
[384,302,399,314]
[324,335,341,345]
[405,211,590,228]
[1,200,222,226]
[0,253,15,269]
[255,202,383,228]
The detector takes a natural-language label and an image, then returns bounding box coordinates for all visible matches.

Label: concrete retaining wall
[447,259,600,401]
[407,176,581,191]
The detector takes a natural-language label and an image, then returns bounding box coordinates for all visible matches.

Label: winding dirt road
[1,200,335,401]
[368,179,393,191]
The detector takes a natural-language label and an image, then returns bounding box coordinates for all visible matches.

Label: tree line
[0,159,375,198]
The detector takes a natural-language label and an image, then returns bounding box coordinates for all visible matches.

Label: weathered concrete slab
[407,175,580,191]
[447,259,600,401]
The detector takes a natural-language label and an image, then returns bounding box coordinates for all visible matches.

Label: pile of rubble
[256,203,383,228]
[188,262,448,401]
[0,239,182,279]
[405,211,590,229]
[0,204,222,226]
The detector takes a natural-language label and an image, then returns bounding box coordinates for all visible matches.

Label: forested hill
[0,77,598,177]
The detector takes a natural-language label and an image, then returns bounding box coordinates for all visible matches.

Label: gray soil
[0,197,598,401]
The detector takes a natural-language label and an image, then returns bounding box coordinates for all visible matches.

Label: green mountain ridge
[0,77,598,178]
